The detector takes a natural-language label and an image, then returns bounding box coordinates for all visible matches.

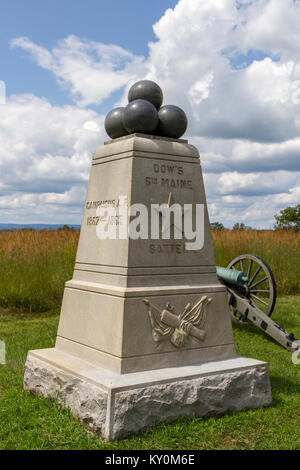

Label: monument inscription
[145,162,192,189]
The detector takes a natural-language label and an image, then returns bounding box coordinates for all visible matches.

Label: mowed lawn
[0,296,299,450]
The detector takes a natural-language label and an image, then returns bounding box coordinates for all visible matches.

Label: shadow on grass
[269,374,300,398]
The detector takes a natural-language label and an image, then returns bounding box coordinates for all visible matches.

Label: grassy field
[0,229,299,313]
[0,295,299,450]
[0,229,78,312]
[0,228,299,449]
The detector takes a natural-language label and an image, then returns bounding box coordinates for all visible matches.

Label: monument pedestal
[25,349,271,440]
[24,134,272,439]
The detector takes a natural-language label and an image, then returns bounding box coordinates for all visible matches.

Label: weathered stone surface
[112,366,271,439]
[24,351,272,440]
[24,356,108,435]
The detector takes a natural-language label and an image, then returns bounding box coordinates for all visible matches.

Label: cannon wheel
[227,254,277,321]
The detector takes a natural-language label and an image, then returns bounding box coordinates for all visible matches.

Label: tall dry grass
[0,228,298,312]
[212,229,300,296]
[0,229,79,312]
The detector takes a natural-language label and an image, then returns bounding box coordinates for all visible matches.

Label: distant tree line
[210,203,300,231]
[210,222,253,230]
[57,224,76,231]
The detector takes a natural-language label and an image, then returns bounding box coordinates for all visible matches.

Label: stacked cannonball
[105,80,188,140]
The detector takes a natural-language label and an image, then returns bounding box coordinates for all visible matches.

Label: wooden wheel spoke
[247,259,253,279]
[250,276,268,289]
[251,294,269,307]
[251,289,270,294]
[240,259,244,273]
[249,266,262,287]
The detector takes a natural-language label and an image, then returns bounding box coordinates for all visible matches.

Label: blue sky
[0,0,300,228]
[1,0,177,106]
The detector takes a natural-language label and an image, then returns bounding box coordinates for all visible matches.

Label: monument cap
[128,80,163,109]
[105,80,188,140]
[105,107,129,139]
[156,105,188,139]
[123,99,159,134]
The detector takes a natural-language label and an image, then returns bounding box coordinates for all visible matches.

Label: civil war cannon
[217,254,299,352]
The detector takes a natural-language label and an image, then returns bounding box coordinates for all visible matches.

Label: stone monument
[24,81,272,440]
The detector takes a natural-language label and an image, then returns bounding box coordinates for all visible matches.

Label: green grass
[0,229,299,313]
[0,230,78,313]
[0,296,299,450]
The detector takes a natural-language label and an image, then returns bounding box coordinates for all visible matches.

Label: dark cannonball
[123,99,159,134]
[156,105,188,139]
[128,80,163,109]
[105,107,129,139]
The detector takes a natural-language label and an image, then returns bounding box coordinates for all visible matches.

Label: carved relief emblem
[143,296,212,349]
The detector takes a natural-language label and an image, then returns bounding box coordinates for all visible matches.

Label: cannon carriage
[217,254,299,352]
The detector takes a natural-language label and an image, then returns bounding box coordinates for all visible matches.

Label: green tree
[274,204,300,231]
[233,222,245,230]
[232,222,252,231]
[210,222,225,230]
[58,224,75,231]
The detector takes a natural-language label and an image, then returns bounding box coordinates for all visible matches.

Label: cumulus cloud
[0,94,106,222]
[202,169,300,227]
[191,136,300,174]
[144,0,300,145]
[210,170,300,197]
[2,0,300,227]
[11,35,145,107]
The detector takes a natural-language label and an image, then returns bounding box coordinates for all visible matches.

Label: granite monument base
[24,348,272,440]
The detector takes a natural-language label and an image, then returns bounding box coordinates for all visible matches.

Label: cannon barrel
[216,266,249,287]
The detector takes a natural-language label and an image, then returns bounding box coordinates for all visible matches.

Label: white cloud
[144,0,300,144]
[203,169,300,227]
[0,94,106,222]
[218,172,261,194]
[11,36,145,107]
[2,0,300,227]
[273,185,300,205]
[240,0,300,60]
[189,72,214,107]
